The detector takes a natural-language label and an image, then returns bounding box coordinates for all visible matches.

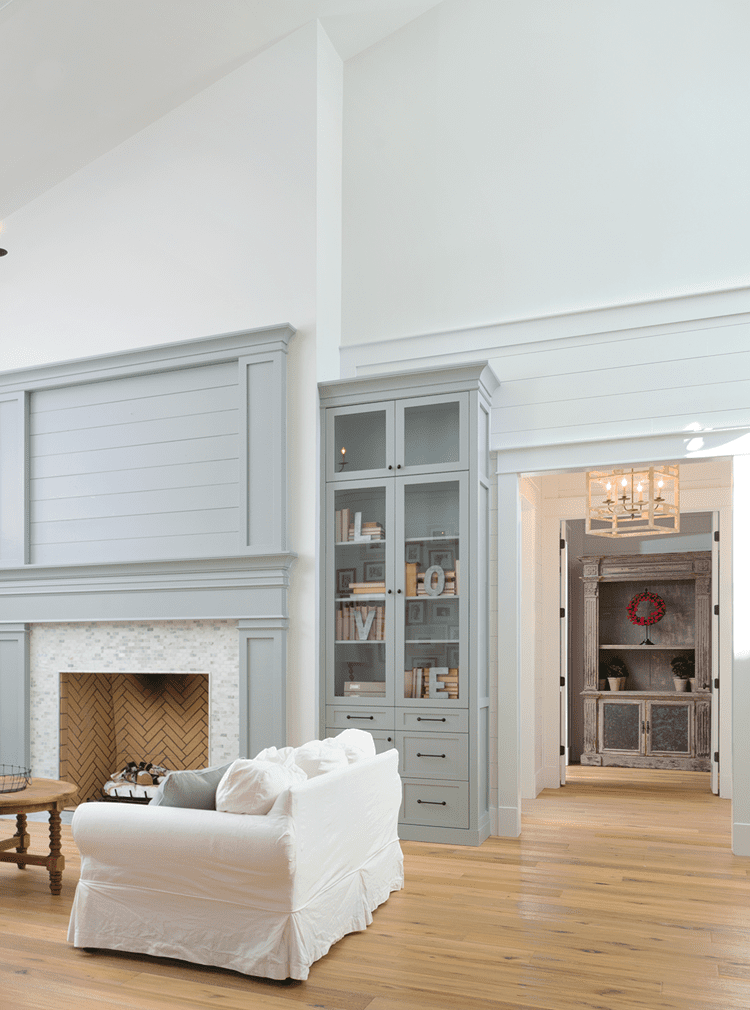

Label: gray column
[0,624,30,769]
[238,617,288,758]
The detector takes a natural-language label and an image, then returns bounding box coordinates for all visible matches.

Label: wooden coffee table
[0,778,77,894]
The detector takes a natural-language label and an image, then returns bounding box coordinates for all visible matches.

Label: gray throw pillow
[149,763,232,809]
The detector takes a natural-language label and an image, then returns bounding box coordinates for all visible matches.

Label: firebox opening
[59,671,209,805]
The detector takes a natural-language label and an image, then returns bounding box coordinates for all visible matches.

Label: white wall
[0,22,344,746]
[342,0,750,347]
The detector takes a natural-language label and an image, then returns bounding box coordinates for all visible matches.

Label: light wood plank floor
[2,766,749,1010]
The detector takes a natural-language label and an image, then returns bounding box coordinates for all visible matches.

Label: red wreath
[626,589,666,627]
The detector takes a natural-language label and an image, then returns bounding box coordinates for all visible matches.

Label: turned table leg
[47,807,64,895]
[15,812,28,869]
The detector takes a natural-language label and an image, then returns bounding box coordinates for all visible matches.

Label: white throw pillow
[293,740,349,778]
[215,758,305,815]
[254,745,297,766]
[328,728,377,762]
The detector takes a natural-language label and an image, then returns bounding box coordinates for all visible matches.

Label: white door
[559,521,569,785]
[711,512,720,795]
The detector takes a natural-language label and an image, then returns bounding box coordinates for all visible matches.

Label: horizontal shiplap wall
[29,362,239,564]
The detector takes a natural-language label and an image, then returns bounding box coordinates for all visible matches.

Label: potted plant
[670,655,694,692]
[605,656,628,692]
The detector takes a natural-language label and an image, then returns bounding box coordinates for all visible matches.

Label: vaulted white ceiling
[0,0,442,219]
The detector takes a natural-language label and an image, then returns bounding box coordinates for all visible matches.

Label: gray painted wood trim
[238,619,288,757]
[319,361,499,407]
[0,555,295,623]
[0,392,28,567]
[0,325,296,394]
[238,350,287,552]
[0,624,30,768]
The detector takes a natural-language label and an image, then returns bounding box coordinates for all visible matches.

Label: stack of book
[343,681,385,697]
[404,667,460,699]
[334,509,385,542]
[405,561,460,597]
[347,581,386,595]
[336,604,384,641]
[405,667,426,699]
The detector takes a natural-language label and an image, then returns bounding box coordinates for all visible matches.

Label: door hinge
[714,678,720,690]
[714,604,719,616]
[560,677,566,687]
[560,745,566,756]
[560,607,565,618]
[714,530,720,542]
[560,538,566,550]
[714,751,720,765]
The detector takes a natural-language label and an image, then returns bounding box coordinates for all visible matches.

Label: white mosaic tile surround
[29,620,240,780]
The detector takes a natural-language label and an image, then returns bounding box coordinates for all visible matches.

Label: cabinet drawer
[326,705,393,731]
[326,727,395,755]
[401,780,469,828]
[397,731,467,780]
[396,707,468,733]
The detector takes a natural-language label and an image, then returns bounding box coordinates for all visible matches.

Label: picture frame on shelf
[435,605,452,618]
[447,645,459,667]
[409,654,438,669]
[364,561,385,582]
[407,602,425,625]
[430,528,449,538]
[336,568,357,594]
[405,543,422,564]
[448,626,460,640]
[428,549,455,570]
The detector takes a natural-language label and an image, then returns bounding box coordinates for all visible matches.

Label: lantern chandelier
[586,465,680,538]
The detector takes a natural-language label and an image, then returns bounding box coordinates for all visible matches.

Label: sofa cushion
[149,763,232,809]
[292,740,349,778]
[216,758,306,815]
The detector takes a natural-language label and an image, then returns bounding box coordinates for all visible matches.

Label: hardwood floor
[2,766,749,1010]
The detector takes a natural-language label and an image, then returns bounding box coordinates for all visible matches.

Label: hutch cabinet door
[598,698,645,756]
[646,699,693,758]
[326,402,395,482]
[394,393,469,475]
[326,478,395,706]
[396,472,469,708]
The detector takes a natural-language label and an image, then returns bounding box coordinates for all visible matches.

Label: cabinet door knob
[387,589,392,594]
[397,588,402,594]
[388,464,393,470]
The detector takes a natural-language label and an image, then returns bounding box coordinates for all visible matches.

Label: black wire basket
[0,765,31,793]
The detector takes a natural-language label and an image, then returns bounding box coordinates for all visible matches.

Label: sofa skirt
[67,837,404,981]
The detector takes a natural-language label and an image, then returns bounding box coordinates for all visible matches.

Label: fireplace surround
[0,327,296,779]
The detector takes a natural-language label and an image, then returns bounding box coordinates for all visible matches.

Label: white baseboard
[732,822,750,857]
[493,804,521,838]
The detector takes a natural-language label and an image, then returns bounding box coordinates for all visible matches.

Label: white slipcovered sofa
[67,731,403,980]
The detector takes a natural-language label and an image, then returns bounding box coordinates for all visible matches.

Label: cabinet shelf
[335,640,383,645]
[336,594,386,601]
[599,643,695,650]
[406,639,459,644]
[404,535,457,543]
[336,540,386,547]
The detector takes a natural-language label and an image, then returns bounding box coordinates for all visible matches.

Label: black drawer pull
[347,715,374,720]
[417,799,446,805]
[417,752,446,759]
[417,717,446,722]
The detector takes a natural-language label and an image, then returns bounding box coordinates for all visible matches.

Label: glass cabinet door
[326,402,395,481]
[327,479,393,704]
[395,393,468,474]
[397,474,468,706]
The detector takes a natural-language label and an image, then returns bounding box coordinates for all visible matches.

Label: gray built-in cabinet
[319,363,498,845]
[579,552,712,771]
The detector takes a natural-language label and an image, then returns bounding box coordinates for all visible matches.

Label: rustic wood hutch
[580,552,711,770]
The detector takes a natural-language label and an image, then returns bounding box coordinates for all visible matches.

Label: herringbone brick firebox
[59,672,209,804]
